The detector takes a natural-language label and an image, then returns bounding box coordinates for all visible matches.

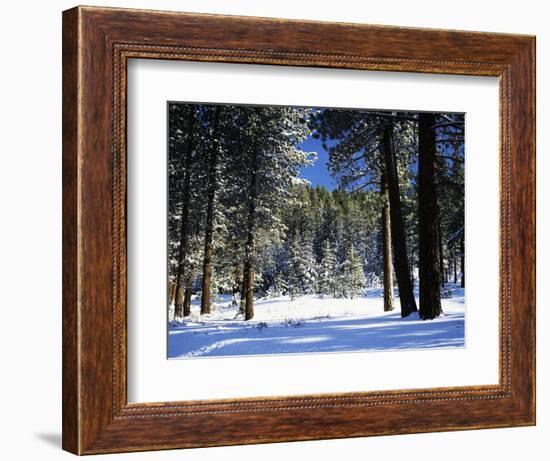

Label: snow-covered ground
[168,285,465,358]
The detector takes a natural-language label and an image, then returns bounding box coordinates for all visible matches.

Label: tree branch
[436,179,464,189]
[436,137,465,143]
[346,180,380,194]
[436,154,464,163]
[432,121,465,129]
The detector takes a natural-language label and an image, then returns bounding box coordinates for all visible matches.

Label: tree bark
[243,251,255,320]
[200,107,221,315]
[174,105,196,319]
[183,264,195,317]
[460,237,465,288]
[453,246,458,284]
[243,148,258,321]
[239,267,246,315]
[381,171,394,312]
[438,217,446,286]
[174,277,185,319]
[418,113,442,320]
[168,279,176,308]
[382,122,418,317]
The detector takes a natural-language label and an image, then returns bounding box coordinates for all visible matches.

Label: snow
[168,285,465,358]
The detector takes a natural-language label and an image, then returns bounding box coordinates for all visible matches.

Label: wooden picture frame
[62,5,535,455]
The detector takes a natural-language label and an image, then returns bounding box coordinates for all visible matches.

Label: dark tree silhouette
[418,112,442,320]
[173,105,196,318]
[200,106,221,315]
[382,122,417,317]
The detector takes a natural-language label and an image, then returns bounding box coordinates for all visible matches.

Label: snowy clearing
[168,284,465,358]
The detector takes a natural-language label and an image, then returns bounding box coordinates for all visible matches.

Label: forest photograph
[167,101,465,358]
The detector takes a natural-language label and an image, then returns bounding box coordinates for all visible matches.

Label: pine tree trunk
[174,277,185,319]
[174,105,196,319]
[239,267,246,315]
[183,264,194,317]
[460,237,465,288]
[243,253,255,320]
[438,217,446,286]
[418,113,442,320]
[168,280,176,308]
[200,107,221,315]
[409,255,415,288]
[381,172,394,312]
[231,266,240,306]
[243,148,258,321]
[382,122,418,317]
[453,246,458,284]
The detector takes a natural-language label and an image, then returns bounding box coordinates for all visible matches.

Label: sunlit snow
[168,284,465,358]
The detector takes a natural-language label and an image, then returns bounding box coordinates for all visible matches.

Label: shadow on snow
[168,304,465,358]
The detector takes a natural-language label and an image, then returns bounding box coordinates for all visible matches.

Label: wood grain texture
[62,7,80,454]
[62,5,536,455]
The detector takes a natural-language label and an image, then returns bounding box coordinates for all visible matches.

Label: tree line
[168,103,464,321]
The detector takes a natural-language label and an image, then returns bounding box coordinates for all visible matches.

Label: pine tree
[301,233,317,295]
[200,106,222,315]
[310,109,418,316]
[271,270,287,297]
[418,112,442,319]
[168,103,206,319]
[433,113,465,291]
[169,104,196,319]
[238,106,313,318]
[318,239,337,297]
[382,122,418,317]
[287,235,303,300]
[339,244,365,299]
[287,232,317,300]
[381,172,395,311]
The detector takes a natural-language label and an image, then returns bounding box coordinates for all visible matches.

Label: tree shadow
[168,311,465,358]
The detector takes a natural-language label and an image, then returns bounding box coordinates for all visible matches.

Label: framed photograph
[62,5,535,455]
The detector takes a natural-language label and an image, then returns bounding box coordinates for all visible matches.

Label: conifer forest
[167,102,465,358]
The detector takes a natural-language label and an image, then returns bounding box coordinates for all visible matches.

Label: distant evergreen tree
[287,232,317,300]
[318,239,337,297]
[339,244,365,299]
[270,270,288,297]
[287,235,303,300]
[301,233,318,295]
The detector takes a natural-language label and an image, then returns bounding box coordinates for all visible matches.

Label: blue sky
[298,135,336,190]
